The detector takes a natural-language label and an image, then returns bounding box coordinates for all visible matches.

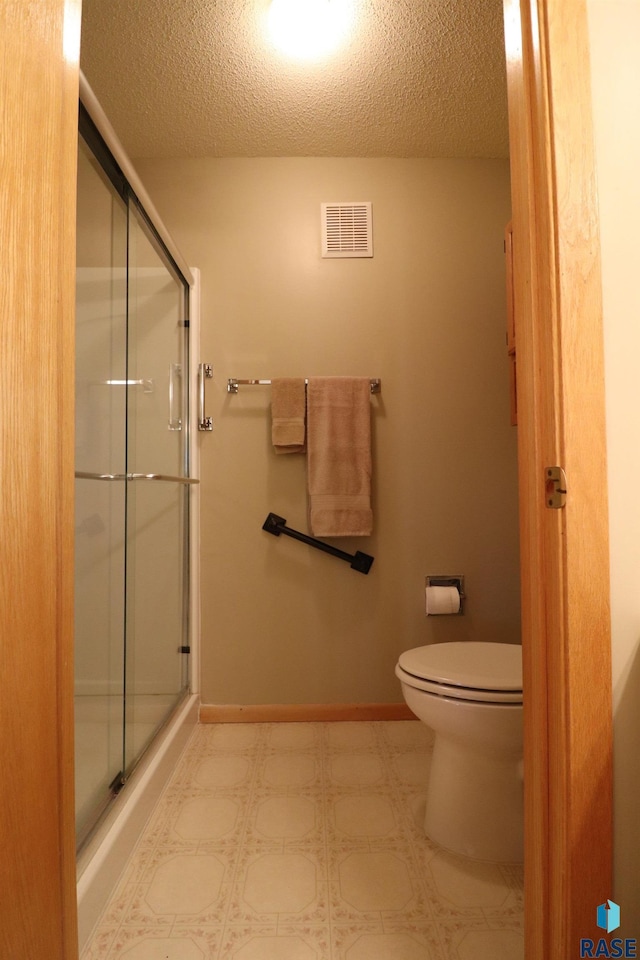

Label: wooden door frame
[0,3,80,959]
[1,0,612,957]
[504,0,613,956]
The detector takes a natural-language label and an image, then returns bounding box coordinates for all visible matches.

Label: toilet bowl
[395,641,523,862]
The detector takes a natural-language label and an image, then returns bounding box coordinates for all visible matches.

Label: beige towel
[307,377,373,536]
[271,378,306,454]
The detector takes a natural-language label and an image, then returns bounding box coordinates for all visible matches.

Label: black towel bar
[262,513,374,575]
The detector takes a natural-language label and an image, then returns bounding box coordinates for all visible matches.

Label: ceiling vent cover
[321,202,373,258]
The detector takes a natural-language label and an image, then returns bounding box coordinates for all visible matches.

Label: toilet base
[425,735,524,862]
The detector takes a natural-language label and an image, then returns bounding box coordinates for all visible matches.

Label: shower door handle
[75,472,200,485]
[198,363,213,431]
[168,362,182,431]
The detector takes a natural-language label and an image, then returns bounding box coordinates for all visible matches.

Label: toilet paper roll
[426,585,461,615]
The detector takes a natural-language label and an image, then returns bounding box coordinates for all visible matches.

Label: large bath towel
[307,377,373,537]
[271,378,306,454]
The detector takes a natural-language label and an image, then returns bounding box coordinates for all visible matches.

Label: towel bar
[262,513,374,574]
[228,378,381,394]
[75,471,200,485]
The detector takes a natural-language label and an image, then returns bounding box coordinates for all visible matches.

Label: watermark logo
[598,902,621,935]
[580,900,637,958]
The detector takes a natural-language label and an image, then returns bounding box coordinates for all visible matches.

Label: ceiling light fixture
[266,0,354,61]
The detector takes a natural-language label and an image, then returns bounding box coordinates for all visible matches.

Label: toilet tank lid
[398,642,522,691]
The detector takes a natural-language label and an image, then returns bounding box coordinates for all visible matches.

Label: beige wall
[136,157,519,706]
[588,0,640,930]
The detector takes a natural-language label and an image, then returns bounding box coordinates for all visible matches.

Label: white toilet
[395,641,523,862]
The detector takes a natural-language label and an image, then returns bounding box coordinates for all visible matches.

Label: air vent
[321,202,373,258]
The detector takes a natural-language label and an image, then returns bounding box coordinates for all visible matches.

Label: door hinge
[545,466,567,508]
[179,645,191,654]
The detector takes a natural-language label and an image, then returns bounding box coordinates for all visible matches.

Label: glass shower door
[123,202,190,775]
[75,136,128,843]
[75,112,192,848]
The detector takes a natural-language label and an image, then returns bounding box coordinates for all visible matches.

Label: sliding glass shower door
[75,135,128,843]
[123,203,190,772]
[75,114,191,848]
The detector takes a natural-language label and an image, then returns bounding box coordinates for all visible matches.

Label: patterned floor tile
[81,721,524,960]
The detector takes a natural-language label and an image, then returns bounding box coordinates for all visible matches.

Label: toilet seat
[396,642,523,704]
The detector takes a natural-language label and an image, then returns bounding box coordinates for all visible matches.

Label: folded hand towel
[271,378,306,454]
[307,377,373,537]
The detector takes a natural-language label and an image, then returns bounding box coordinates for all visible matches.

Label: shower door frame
[75,77,203,938]
[76,72,202,691]
[76,92,199,853]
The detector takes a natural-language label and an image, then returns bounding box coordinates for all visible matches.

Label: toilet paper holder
[425,575,465,614]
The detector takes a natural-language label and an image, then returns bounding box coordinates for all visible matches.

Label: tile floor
[81,721,524,960]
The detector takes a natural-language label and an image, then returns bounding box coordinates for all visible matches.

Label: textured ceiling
[80,0,509,159]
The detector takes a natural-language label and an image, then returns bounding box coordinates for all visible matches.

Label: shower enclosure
[74,104,195,848]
